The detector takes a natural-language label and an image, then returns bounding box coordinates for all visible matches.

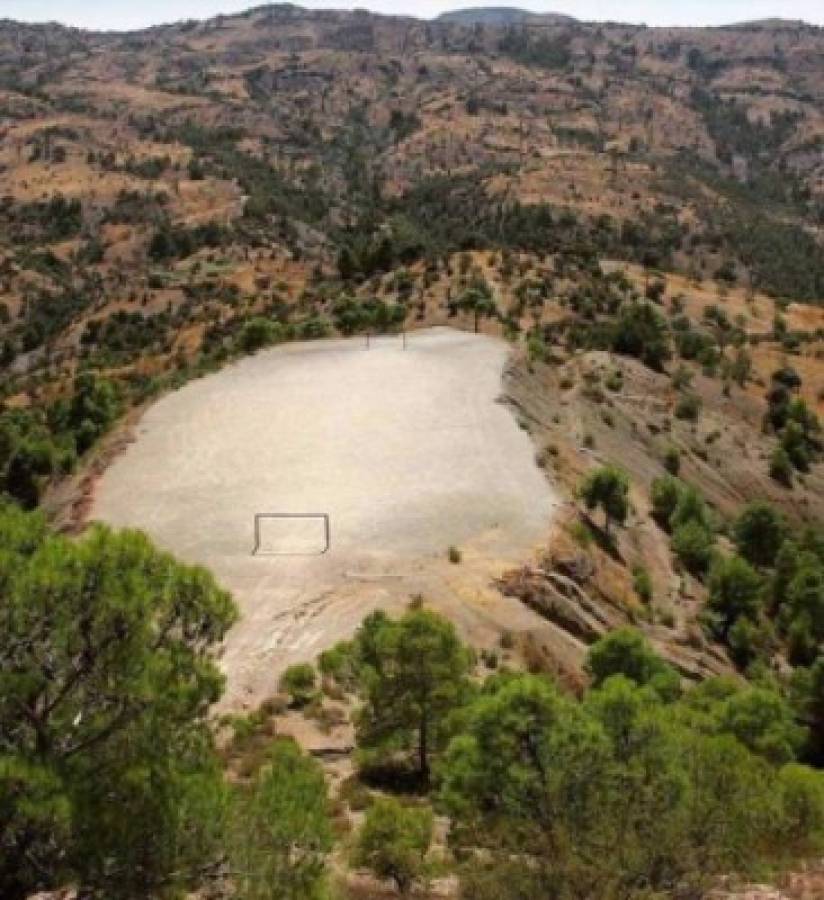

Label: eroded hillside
[1,5,824,405]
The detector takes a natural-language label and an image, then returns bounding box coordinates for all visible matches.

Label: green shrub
[663,446,681,475]
[318,641,358,692]
[670,485,711,531]
[352,797,433,895]
[770,446,794,486]
[239,317,280,352]
[605,370,623,392]
[707,554,765,640]
[650,475,682,529]
[579,465,629,536]
[585,628,680,698]
[632,566,653,603]
[279,663,317,707]
[672,520,715,576]
[734,502,787,568]
[228,739,332,899]
[610,301,671,370]
[778,764,824,850]
[675,392,702,421]
[672,365,694,391]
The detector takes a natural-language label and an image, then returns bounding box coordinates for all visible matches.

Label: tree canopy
[439,630,823,898]
[580,465,630,536]
[352,796,433,895]
[354,608,473,780]
[228,738,332,900]
[0,503,237,898]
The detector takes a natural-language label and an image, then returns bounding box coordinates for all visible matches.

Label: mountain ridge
[0,3,821,36]
[436,7,577,26]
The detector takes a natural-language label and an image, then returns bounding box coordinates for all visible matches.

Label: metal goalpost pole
[323,514,331,554]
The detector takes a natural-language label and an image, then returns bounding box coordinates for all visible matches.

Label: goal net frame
[252,513,331,556]
[364,329,407,350]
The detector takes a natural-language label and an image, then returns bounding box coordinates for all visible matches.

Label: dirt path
[89,327,560,708]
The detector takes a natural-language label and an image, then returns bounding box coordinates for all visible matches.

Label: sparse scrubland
[3,4,824,898]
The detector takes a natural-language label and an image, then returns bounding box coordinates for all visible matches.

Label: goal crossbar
[364,330,407,350]
[253,513,331,556]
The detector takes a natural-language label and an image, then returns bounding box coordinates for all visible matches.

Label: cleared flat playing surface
[91,327,558,705]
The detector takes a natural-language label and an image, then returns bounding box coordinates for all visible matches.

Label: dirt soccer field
[91,327,559,707]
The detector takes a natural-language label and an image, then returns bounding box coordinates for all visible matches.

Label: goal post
[364,330,407,350]
[253,513,331,556]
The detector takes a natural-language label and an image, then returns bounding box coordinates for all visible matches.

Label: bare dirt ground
[89,327,560,708]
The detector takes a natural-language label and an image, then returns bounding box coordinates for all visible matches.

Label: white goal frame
[252,513,331,556]
[364,329,407,350]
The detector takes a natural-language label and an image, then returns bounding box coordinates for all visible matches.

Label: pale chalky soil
[91,327,559,706]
